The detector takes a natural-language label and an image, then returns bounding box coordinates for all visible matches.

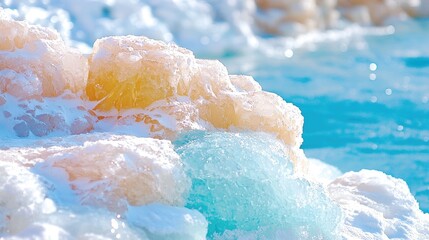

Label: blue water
[174,131,341,239]
[221,19,429,212]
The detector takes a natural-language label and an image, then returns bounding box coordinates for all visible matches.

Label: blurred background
[2,0,429,211]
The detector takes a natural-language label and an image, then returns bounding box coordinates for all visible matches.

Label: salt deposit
[328,170,429,239]
[2,133,189,212]
[2,1,429,55]
[88,36,305,170]
[0,10,428,240]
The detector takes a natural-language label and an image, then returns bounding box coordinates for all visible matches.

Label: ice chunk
[2,133,189,212]
[0,18,92,138]
[174,131,341,239]
[328,170,429,239]
[87,36,305,169]
[0,18,88,98]
[86,36,195,111]
[127,204,208,240]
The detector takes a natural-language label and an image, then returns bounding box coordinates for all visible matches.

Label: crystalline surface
[174,131,341,238]
[328,170,429,240]
[0,161,50,234]
[0,18,93,138]
[127,204,208,240]
[1,133,189,212]
[87,36,305,169]
[0,93,95,138]
[0,18,88,98]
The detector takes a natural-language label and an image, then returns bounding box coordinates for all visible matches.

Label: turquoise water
[222,19,429,212]
[174,131,341,239]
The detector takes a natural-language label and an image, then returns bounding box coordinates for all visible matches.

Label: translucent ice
[174,131,341,239]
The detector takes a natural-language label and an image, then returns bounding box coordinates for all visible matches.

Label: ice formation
[174,131,341,239]
[0,135,208,239]
[0,16,87,97]
[0,16,93,137]
[1,12,429,240]
[1,133,189,212]
[87,35,306,170]
[328,170,429,240]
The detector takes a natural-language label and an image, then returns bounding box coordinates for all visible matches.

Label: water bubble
[284,49,294,58]
[385,88,392,95]
[370,63,377,71]
[397,125,404,131]
[370,96,378,103]
[369,73,376,80]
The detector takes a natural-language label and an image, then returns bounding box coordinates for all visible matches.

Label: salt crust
[1,16,305,170]
[328,170,429,240]
[0,160,203,239]
[87,35,306,170]
[1,133,189,212]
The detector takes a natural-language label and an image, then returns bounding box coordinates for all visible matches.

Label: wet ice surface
[222,19,429,212]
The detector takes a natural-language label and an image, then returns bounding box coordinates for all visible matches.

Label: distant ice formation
[1,0,429,55]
